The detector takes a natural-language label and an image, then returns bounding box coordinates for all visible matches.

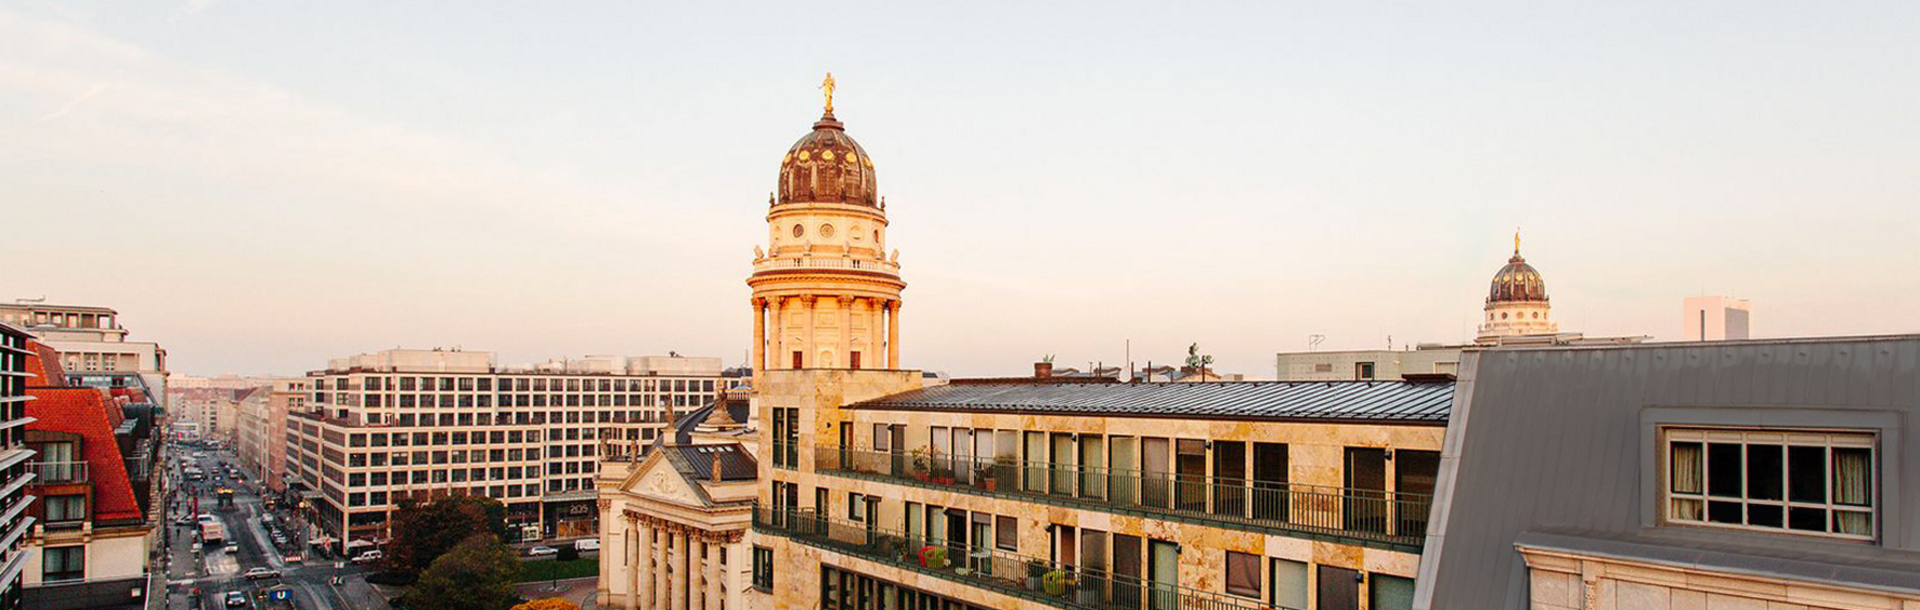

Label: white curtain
[1670,443,1703,494]
[1833,448,1872,535]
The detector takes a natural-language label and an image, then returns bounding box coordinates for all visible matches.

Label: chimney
[1034,362,1053,379]
[710,451,724,483]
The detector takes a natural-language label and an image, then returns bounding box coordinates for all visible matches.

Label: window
[995,515,1017,551]
[751,546,774,590]
[1355,361,1376,380]
[1666,428,1875,539]
[44,495,85,522]
[1271,558,1308,610]
[849,493,866,522]
[1225,551,1261,598]
[1370,574,1416,610]
[43,546,84,582]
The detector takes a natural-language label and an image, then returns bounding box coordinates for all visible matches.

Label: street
[163,446,392,610]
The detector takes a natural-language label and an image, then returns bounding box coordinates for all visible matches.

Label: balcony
[751,256,901,276]
[29,461,87,485]
[753,507,1271,610]
[815,446,1429,551]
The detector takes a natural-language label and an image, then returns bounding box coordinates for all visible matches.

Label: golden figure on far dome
[821,72,836,113]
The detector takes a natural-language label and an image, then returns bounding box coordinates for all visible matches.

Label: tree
[386,495,511,575]
[403,533,522,610]
[511,599,581,610]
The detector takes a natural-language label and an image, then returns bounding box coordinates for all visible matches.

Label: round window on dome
[819,224,835,238]
[792,224,804,238]
[823,150,835,161]
[1501,312,1509,320]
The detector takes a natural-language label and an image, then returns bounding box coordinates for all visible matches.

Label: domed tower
[1477,231,1556,342]
[748,75,905,373]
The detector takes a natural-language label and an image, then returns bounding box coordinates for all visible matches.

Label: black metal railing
[817,446,1429,548]
[753,506,1271,610]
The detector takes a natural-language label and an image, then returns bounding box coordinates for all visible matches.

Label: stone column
[653,526,669,610]
[634,521,652,610]
[768,297,785,370]
[724,539,747,610]
[703,536,722,610]
[868,298,884,368]
[687,538,704,610]
[606,509,622,607]
[800,295,817,368]
[750,297,766,375]
[837,296,854,369]
[887,300,902,369]
[670,531,688,610]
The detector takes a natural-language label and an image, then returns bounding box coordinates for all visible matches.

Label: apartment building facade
[285,349,722,549]
[18,339,160,610]
[0,303,166,413]
[749,372,1444,610]
[0,323,37,610]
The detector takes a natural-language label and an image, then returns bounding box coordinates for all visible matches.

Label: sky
[1,1,1915,378]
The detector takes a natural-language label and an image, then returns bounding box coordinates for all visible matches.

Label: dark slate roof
[852,380,1453,423]
[661,444,758,482]
[1418,336,1920,608]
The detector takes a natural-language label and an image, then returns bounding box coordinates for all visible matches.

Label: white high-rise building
[1683,295,1751,341]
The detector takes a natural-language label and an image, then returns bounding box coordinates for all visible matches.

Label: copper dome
[1487,253,1548,303]
[776,112,877,207]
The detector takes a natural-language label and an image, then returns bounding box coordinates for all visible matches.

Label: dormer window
[1665,428,1875,540]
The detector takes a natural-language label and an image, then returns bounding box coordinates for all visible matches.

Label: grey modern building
[1417,335,1920,609]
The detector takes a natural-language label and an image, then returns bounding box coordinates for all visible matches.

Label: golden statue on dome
[820,72,836,113]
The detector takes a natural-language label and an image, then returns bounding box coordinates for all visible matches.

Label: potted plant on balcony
[976,463,1000,491]
[1076,571,1104,604]
[918,545,949,570]
[1042,569,1073,597]
[1025,559,1049,591]
[910,446,933,482]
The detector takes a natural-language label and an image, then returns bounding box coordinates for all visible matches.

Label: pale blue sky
[2,1,1915,377]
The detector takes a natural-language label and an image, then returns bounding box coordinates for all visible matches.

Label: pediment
[619,451,707,507]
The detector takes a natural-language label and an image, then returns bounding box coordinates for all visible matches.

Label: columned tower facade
[748,80,905,373]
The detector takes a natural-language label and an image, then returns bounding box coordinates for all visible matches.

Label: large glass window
[1224,551,1261,598]
[44,495,85,522]
[751,546,774,590]
[1666,428,1875,539]
[43,546,85,582]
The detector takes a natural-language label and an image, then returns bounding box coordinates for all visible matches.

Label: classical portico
[747,79,906,375]
[596,443,757,610]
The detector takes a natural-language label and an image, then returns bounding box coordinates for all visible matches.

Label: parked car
[223,591,248,607]
[351,550,383,564]
[574,539,600,552]
[175,515,195,526]
[526,546,558,557]
[243,567,281,580]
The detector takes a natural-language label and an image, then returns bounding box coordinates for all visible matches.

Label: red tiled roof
[27,388,141,521]
[23,341,68,388]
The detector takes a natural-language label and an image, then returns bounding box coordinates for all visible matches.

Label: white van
[574,538,600,552]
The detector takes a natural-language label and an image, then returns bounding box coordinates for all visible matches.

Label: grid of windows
[289,368,727,544]
[1666,428,1875,539]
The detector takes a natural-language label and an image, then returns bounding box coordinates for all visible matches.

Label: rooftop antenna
[1308,335,1326,351]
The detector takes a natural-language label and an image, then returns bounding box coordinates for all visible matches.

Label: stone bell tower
[747,74,905,373]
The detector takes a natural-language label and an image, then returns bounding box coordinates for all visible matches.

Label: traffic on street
[161,443,391,610]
